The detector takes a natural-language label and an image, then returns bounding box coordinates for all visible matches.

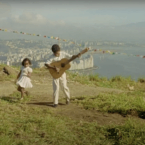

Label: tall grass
[71,91,145,118]
[67,71,145,91]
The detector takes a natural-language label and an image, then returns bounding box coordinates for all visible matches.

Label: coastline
[69,66,98,72]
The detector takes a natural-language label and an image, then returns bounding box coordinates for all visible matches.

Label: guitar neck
[65,48,89,65]
[68,54,78,63]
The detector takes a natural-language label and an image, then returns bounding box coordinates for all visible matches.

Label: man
[45,44,80,108]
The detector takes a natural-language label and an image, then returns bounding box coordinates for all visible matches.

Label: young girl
[16,58,33,100]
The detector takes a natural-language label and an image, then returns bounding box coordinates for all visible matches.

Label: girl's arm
[27,68,33,78]
[27,72,31,78]
[17,71,21,80]
[15,70,21,83]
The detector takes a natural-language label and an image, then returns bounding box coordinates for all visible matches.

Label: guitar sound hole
[61,63,65,67]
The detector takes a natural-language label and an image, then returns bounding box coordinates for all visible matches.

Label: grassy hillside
[0,65,145,145]
[67,71,145,91]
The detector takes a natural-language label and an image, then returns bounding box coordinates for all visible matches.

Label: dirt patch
[0,81,16,96]
[26,97,126,126]
[54,103,126,125]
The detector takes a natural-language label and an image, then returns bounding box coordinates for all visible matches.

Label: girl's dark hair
[51,44,60,53]
[22,58,31,66]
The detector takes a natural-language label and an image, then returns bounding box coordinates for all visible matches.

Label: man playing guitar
[45,44,89,108]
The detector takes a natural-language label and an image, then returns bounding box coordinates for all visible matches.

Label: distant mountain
[123,21,145,27]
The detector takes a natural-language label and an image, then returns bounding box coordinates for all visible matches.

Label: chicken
[127,84,134,91]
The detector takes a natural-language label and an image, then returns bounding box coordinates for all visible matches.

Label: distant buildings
[37,54,94,70]
[7,61,10,66]
[70,55,94,70]
[0,39,94,70]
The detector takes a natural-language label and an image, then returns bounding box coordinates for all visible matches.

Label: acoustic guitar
[47,48,89,79]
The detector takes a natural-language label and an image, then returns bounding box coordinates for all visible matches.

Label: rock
[3,67,9,75]
[5,66,17,76]
[0,65,17,76]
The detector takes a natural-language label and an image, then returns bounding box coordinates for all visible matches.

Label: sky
[0,0,145,43]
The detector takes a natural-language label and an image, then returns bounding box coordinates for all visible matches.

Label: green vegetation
[0,91,33,103]
[0,73,15,81]
[71,91,145,118]
[0,95,145,145]
[1,68,145,144]
[67,71,145,91]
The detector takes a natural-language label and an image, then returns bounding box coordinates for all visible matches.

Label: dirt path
[0,74,139,126]
[0,81,16,96]
[25,75,128,126]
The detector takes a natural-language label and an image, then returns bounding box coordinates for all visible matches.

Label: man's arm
[45,64,55,69]
[64,52,81,59]
[45,64,60,73]
[45,55,56,69]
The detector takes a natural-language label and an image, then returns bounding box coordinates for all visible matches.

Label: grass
[67,71,145,91]
[71,91,145,118]
[0,91,33,103]
[104,119,145,145]
[0,97,145,145]
[1,67,145,144]
[0,101,74,145]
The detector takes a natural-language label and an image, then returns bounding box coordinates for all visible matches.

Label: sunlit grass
[67,71,145,91]
[71,91,145,118]
[1,67,145,144]
[0,97,145,144]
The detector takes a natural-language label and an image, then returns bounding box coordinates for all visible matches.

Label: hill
[123,21,145,27]
[0,65,145,144]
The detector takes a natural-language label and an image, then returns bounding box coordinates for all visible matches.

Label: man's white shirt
[45,51,72,65]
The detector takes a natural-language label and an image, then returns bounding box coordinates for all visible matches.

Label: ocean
[83,46,145,81]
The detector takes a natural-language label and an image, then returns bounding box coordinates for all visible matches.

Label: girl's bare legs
[17,86,24,100]
[20,88,25,100]
[24,90,29,96]
[17,86,21,92]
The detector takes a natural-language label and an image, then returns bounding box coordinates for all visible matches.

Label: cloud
[9,12,66,26]
[0,11,145,43]
[0,2,11,18]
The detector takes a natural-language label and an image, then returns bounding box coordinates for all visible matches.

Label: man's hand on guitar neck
[71,53,81,60]
[78,53,81,58]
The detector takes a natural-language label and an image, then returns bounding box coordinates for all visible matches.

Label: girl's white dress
[16,66,33,88]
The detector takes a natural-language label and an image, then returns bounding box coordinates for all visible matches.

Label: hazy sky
[0,1,145,42]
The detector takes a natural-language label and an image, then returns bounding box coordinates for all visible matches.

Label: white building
[7,61,10,66]
[69,54,94,70]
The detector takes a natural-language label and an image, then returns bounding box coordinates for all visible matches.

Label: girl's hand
[27,74,31,78]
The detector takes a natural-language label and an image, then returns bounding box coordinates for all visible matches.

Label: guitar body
[49,58,71,79]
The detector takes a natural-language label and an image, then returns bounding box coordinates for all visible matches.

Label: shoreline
[69,66,98,72]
